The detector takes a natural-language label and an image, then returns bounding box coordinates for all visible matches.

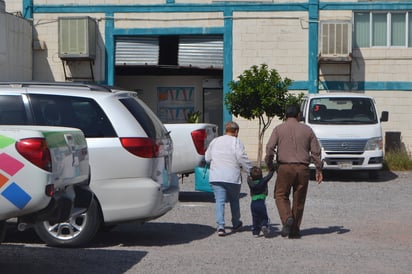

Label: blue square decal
[1,182,32,209]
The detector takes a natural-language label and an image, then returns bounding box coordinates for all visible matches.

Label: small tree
[225,64,303,166]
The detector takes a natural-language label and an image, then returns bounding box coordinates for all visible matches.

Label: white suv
[0,82,178,247]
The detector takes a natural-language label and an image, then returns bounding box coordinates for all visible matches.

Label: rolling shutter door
[178,36,223,69]
[115,37,159,66]
[115,35,223,68]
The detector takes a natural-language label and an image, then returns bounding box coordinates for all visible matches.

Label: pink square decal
[0,153,24,176]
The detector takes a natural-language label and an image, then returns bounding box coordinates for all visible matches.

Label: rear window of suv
[29,94,117,138]
[120,97,167,139]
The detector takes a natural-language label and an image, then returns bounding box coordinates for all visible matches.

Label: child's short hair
[250,166,262,180]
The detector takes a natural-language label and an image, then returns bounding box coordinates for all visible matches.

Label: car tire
[34,198,101,247]
[0,221,6,243]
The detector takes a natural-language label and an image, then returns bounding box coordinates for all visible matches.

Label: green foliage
[187,110,202,123]
[384,151,412,171]
[225,64,303,121]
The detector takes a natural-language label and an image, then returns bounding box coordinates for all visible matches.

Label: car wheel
[0,221,6,243]
[34,198,101,247]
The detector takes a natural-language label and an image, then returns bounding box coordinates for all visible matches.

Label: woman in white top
[205,121,252,236]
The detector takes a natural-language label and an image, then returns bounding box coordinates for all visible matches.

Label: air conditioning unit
[320,22,352,57]
[58,16,96,60]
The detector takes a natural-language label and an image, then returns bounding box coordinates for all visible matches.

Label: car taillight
[15,138,52,172]
[191,129,207,155]
[120,137,160,158]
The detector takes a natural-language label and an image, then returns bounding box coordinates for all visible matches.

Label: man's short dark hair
[285,104,300,118]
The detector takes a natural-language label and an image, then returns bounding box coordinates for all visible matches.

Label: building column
[308,0,319,94]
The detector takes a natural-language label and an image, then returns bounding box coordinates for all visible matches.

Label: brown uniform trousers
[275,163,310,234]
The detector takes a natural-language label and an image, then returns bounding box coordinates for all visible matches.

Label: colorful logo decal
[0,153,24,176]
[2,183,31,209]
[0,135,31,210]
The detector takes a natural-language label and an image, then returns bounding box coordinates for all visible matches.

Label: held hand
[315,170,323,184]
[270,162,278,172]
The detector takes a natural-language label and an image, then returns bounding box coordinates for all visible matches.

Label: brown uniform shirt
[265,118,323,170]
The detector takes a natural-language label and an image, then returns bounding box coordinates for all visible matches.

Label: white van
[300,93,389,178]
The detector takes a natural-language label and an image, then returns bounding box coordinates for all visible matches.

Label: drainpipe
[105,13,115,86]
[222,8,233,132]
[308,0,319,94]
[22,0,33,19]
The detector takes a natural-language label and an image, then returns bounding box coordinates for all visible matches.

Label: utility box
[58,16,96,60]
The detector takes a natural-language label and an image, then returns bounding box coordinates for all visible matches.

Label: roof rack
[0,81,113,92]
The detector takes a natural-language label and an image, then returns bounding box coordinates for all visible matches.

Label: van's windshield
[308,97,378,125]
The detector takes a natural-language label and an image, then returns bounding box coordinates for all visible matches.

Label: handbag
[194,163,213,193]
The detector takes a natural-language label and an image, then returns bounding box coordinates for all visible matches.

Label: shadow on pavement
[179,191,214,202]
[0,243,145,274]
[179,191,248,203]
[90,222,216,248]
[320,170,398,182]
[301,225,350,237]
[4,221,216,248]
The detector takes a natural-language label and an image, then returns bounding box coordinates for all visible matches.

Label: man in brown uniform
[265,104,323,239]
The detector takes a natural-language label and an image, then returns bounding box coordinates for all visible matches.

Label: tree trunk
[257,119,263,167]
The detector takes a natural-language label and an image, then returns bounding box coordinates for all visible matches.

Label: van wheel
[34,198,101,247]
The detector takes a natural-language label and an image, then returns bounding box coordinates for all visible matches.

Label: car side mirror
[380,111,389,122]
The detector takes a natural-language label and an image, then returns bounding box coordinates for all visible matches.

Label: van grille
[319,139,367,152]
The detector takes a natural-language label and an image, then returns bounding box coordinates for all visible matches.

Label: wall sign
[157,86,194,123]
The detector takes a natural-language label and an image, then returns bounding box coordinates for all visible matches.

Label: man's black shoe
[288,231,301,239]
[289,227,301,239]
[280,217,294,237]
[289,226,301,238]
[232,221,243,231]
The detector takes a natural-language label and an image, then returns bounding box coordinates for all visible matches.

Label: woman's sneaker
[217,228,226,237]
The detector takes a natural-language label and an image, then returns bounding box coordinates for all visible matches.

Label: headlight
[364,137,383,151]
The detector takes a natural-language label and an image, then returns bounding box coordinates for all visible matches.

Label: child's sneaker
[261,226,271,238]
[252,230,260,238]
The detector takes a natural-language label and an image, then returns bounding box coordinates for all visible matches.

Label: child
[247,166,274,238]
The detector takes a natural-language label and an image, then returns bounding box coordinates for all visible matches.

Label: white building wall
[233,11,308,80]
[114,12,223,29]
[352,49,412,82]
[4,0,22,14]
[232,11,309,161]
[0,12,32,81]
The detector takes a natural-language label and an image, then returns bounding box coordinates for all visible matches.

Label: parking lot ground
[1,170,412,274]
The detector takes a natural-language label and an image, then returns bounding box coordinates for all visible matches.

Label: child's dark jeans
[251,199,269,235]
